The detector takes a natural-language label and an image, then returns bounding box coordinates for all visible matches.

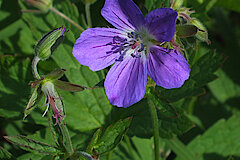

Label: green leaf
[163,137,196,160]
[111,136,171,160]
[216,0,240,12]
[148,89,193,138]
[0,55,33,118]
[4,135,59,155]
[0,146,13,159]
[130,137,154,160]
[175,24,198,38]
[208,69,240,103]
[86,127,102,154]
[145,0,169,11]
[109,96,192,139]
[17,153,56,160]
[94,117,132,155]
[187,115,240,159]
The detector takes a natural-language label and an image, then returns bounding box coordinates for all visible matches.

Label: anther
[138,43,144,52]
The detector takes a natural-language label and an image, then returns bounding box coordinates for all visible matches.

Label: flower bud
[26,0,52,13]
[34,26,65,60]
[189,18,210,44]
[170,0,184,10]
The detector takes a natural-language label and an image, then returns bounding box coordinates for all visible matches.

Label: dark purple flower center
[106,32,145,61]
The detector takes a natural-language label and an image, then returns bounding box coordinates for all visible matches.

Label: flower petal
[73,28,126,71]
[105,57,147,107]
[147,46,190,89]
[145,8,178,42]
[101,0,144,31]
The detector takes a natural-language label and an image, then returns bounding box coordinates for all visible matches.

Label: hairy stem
[149,99,160,160]
[59,122,74,156]
[50,7,85,32]
[85,3,92,28]
[32,56,41,80]
[107,150,113,160]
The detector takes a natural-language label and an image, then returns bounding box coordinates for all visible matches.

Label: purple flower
[73,0,190,107]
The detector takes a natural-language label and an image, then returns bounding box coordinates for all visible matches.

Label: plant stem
[81,14,88,29]
[125,135,135,160]
[50,7,85,32]
[85,3,92,28]
[59,123,74,156]
[149,99,160,160]
[107,150,113,160]
[32,56,41,80]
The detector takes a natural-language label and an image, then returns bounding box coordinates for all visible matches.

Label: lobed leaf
[187,115,240,159]
[0,146,13,159]
[94,117,132,155]
[4,135,59,155]
[86,127,102,154]
[148,89,194,138]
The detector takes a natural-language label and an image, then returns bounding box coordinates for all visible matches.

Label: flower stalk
[149,99,160,160]
[85,3,92,28]
[58,122,74,156]
[32,56,41,80]
[49,7,85,32]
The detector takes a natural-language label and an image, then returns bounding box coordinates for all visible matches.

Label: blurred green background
[0,0,240,159]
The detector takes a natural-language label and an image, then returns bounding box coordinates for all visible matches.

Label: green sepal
[35,26,65,60]
[44,68,66,80]
[4,135,59,155]
[175,24,198,38]
[94,117,132,155]
[23,86,43,120]
[54,80,86,92]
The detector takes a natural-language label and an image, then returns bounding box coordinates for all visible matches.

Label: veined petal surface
[73,28,126,71]
[101,0,144,31]
[105,57,147,107]
[145,8,178,42]
[147,46,190,89]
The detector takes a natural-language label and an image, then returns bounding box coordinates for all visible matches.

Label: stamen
[106,42,112,45]
[138,43,144,52]
[106,32,145,61]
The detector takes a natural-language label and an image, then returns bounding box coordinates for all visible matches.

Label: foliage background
[0,0,240,159]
